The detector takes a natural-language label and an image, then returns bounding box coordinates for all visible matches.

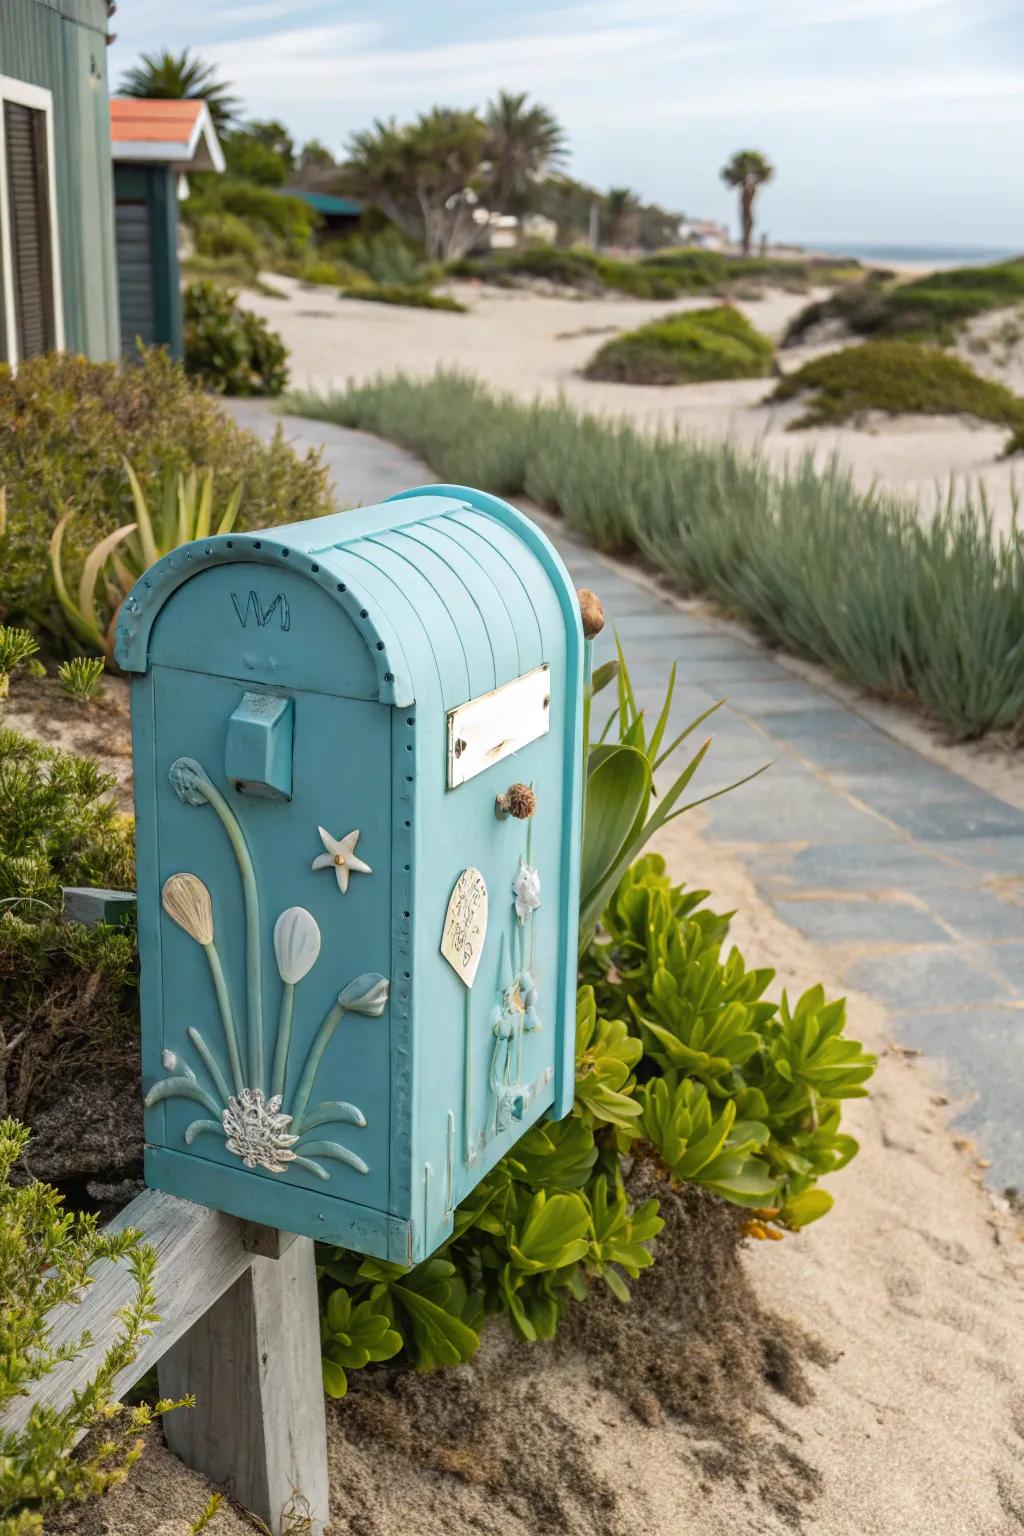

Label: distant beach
[803,241,1020,269]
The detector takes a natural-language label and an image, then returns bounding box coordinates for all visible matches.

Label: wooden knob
[495,783,537,820]
[577,588,604,639]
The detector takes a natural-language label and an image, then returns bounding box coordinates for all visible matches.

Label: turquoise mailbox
[116,485,583,1264]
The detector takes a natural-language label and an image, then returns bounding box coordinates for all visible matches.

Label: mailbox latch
[225,691,294,800]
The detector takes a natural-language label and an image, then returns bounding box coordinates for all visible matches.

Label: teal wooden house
[117,486,583,1264]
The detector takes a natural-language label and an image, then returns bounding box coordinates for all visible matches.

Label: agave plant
[144,760,388,1181]
[50,459,242,661]
[579,633,767,949]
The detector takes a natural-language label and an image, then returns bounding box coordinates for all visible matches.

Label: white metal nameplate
[440,868,488,987]
[446,665,551,789]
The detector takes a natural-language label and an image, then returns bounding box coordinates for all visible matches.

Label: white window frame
[0,74,65,366]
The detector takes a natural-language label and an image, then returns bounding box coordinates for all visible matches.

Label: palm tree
[603,187,640,247]
[119,49,240,135]
[483,91,567,215]
[720,150,774,255]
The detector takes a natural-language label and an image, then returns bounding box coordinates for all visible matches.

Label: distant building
[0,0,119,363]
[110,98,225,360]
[676,218,730,251]
[281,189,363,236]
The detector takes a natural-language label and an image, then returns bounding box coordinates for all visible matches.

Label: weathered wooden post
[114,484,584,1531]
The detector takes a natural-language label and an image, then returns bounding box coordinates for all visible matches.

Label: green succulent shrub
[585,305,774,385]
[773,340,1024,435]
[0,1118,184,1535]
[0,349,328,649]
[785,259,1024,347]
[0,730,137,1117]
[288,371,1024,739]
[56,658,105,705]
[317,854,873,1395]
[183,280,289,397]
[0,628,38,705]
[316,665,873,1397]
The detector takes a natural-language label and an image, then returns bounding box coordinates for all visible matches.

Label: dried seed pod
[161,872,214,945]
[577,588,605,639]
[495,782,537,820]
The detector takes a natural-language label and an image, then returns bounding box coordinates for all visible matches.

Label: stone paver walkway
[227,402,1024,1192]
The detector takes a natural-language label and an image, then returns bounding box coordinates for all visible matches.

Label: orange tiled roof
[109,97,225,171]
[110,97,205,145]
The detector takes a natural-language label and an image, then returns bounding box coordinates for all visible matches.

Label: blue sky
[109,0,1024,248]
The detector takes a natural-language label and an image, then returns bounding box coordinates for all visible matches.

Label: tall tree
[483,91,567,215]
[118,49,240,134]
[342,109,489,262]
[720,150,774,255]
[603,187,641,246]
[223,120,294,186]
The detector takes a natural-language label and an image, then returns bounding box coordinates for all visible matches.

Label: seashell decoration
[273,906,322,984]
[162,873,214,946]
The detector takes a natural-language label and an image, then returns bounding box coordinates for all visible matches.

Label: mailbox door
[141,664,393,1214]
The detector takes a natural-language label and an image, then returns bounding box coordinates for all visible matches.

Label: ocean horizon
[801,241,1020,267]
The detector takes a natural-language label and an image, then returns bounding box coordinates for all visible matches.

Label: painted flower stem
[294,1138,369,1175]
[299,1099,367,1131]
[292,1154,330,1181]
[187,1026,233,1105]
[290,999,346,1130]
[183,762,265,1093]
[271,981,295,1102]
[202,940,245,1095]
[145,1075,221,1117]
[184,1118,224,1145]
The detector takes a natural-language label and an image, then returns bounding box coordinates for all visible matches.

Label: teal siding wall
[114,163,183,359]
[0,0,118,360]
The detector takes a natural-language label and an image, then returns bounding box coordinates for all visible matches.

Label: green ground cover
[286,370,1024,740]
[585,305,774,384]
[773,340,1024,434]
[785,259,1024,347]
[449,243,857,299]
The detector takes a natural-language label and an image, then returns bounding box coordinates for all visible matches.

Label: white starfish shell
[311,825,372,894]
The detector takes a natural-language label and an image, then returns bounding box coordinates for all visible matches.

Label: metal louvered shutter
[4,101,56,360]
[115,198,157,354]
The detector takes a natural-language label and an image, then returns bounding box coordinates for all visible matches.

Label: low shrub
[785,259,1024,346]
[287,371,1024,739]
[450,243,856,300]
[0,730,137,1119]
[773,341,1024,432]
[338,283,466,313]
[0,349,330,648]
[329,229,425,288]
[183,280,289,397]
[184,178,316,256]
[585,305,774,384]
[0,1118,183,1535]
[191,210,263,277]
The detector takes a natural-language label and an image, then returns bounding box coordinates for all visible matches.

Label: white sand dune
[240,275,1021,538]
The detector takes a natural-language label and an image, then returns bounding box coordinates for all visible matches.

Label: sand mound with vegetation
[584,305,774,386]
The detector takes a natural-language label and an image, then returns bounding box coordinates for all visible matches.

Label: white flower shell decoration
[273,906,321,984]
[512,860,541,924]
[222,1088,298,1173]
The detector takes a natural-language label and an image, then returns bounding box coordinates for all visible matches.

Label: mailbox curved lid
[114,484,583,708]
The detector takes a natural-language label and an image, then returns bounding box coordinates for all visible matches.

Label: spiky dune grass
[285,371,1024,741]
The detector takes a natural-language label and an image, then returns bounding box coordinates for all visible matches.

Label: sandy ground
[241,275,1022,535]
[49,809,1024,1536]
